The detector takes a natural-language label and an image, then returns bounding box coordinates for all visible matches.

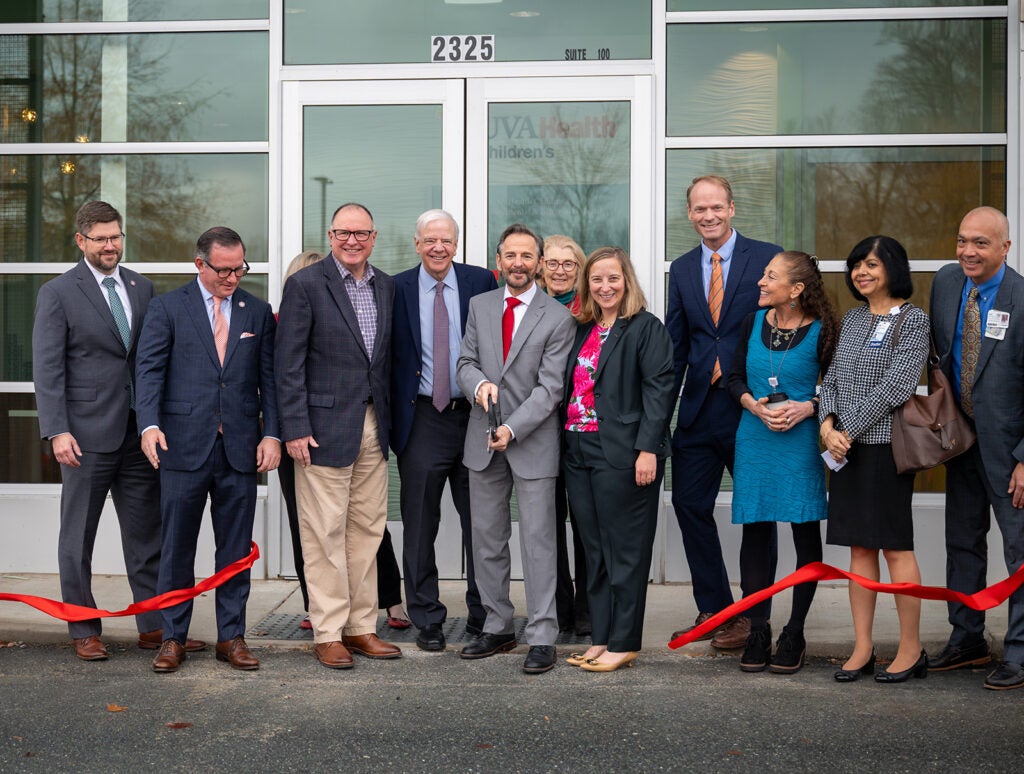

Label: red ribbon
[668,559,1024,649]
[0,542,260,623]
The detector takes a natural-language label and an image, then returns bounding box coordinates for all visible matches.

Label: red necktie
[708,252,723,384]
[502,297,521,362]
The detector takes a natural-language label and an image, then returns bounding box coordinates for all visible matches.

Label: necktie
[432,280,451,412]
[213,297,228,366]
[102,276,134,409]
[960,286,980,418]
[502,297,522,362]
[708,252,723,384]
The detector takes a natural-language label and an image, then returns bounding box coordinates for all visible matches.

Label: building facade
[1,1,1020,583]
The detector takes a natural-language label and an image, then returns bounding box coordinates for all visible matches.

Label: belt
[417,395,470,412]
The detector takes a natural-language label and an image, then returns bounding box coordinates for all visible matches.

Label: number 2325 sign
[431,35,495,62]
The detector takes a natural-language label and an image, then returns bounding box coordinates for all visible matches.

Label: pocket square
[240,332,256,339]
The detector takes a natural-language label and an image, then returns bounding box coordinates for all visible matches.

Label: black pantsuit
[554,472,589,627]
[563,431,661,650]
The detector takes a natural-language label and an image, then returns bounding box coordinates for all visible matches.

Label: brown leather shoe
[342,633,402,660]
[215,636,260,670]
[711,616,751,649]
[670,612,717,642]
[152,640,186,673]
[138,629,207,653]
[72,635,109,661]
[313,640,354,669]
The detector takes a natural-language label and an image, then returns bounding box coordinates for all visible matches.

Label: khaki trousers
[294,406,388,642]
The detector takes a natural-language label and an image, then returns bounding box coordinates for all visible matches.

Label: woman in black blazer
[561,247,676,672]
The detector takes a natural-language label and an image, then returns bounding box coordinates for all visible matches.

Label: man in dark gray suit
[455,223,575,674]
[929,206,1024,690]
[32,200,203,661]
[275,202,400,670]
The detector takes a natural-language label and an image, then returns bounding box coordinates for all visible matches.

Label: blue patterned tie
[102,276,134,408]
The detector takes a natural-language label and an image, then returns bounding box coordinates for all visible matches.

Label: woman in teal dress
[727,251,838,674]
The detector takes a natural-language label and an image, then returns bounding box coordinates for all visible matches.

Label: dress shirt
[417,264,463,399]
[332,254,378,356]
[700,229,738,298]
[951,262,1006,401]
[85,261,133,325]
[196,277,233,332]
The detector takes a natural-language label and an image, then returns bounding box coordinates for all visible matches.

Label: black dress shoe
[834,650,876,683]
[928,640,990,672]
[523,645,557,674]
[875,650,928,683]
[465,616,485,638]
[416,624,446,652]
[984,661,1024,690]
[460,632,517,659]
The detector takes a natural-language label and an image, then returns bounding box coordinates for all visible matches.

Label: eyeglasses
[203,260,250,279]
[420,238,455,248]
[329,229,374,242]
[80,232,125,246]
[544,259,578,272]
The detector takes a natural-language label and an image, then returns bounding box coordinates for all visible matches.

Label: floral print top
[565,324,611,432]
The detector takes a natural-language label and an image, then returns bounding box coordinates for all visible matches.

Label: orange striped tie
[708,252,723,384]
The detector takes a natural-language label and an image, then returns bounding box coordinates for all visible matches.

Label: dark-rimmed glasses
[203,260,250,279]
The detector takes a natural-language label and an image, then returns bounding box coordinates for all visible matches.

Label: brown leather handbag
[890,309,976,474]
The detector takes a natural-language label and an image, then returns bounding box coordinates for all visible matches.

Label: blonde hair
[541,235,585,297]
[576,246,647,324]
[284,250,323,284]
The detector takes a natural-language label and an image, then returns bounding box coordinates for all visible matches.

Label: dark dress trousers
[32,259,162,639]
[931,262,1024,663]
[135,280,279,644]
[391,262,497,628]
[665,232,780,614]
[562,311,675,651]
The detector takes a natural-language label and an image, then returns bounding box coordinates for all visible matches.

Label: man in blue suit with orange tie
[136,226,280,673]
[391,209,497,652]
[666,175,780,649]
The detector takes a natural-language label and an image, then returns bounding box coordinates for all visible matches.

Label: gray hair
[415,209,460,241]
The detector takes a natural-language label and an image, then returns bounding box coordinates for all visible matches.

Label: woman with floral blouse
[560,247,675,673]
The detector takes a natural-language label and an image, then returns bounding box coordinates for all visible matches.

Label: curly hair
[777,250,839,365]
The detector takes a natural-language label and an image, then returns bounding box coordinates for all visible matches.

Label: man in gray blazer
[928,206,1024,690]
[455,223,575,674]
[32,200,203,661]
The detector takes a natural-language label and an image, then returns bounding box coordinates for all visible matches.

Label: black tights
[740,521,822,631]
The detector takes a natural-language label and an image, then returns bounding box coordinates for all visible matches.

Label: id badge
[867,318,892,348]
[986,309,1009,340]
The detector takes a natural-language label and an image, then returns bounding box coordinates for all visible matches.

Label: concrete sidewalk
[0,573,1002,661]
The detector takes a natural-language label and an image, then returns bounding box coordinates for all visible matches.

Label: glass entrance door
[280,76,653,581]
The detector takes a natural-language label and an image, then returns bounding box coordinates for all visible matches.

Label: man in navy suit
[665,175,780,648]
[136,226,280,673]
[275,203,400,670]
[928,206,1024,690]
[391,209,497,652]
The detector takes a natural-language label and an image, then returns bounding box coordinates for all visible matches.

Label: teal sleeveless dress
[732,310,827,525]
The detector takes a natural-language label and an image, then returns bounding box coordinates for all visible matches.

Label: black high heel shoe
[833,650,876,682]
[874,650,928,683]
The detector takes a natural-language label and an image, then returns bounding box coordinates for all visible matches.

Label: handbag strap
[889,303,939,363]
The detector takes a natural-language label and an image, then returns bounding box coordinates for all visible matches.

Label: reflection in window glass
[0,33,268,143]
[302,105,442,277]
[1,0,268,22]
[0,393,61,484]
[1,154,268,264]
[285,0,650,65]
[669,0,996,8]
[488,101,630,267]
[667,20,1005,136]
[666,146,1005,262]
[1,274,54,382]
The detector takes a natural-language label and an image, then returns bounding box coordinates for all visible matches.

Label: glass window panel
[666,146,1005,262]
[667,20,1005,136]
[0,393,61,484]
[285,1,650,65]
[1,274,54,382]
[1,0,268,22]
[488,101,630,269]
[669,0,998,8]
[1,154,268,263]
[301,105,442,277]
[150,273,268,300]
[1,33,268,143]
